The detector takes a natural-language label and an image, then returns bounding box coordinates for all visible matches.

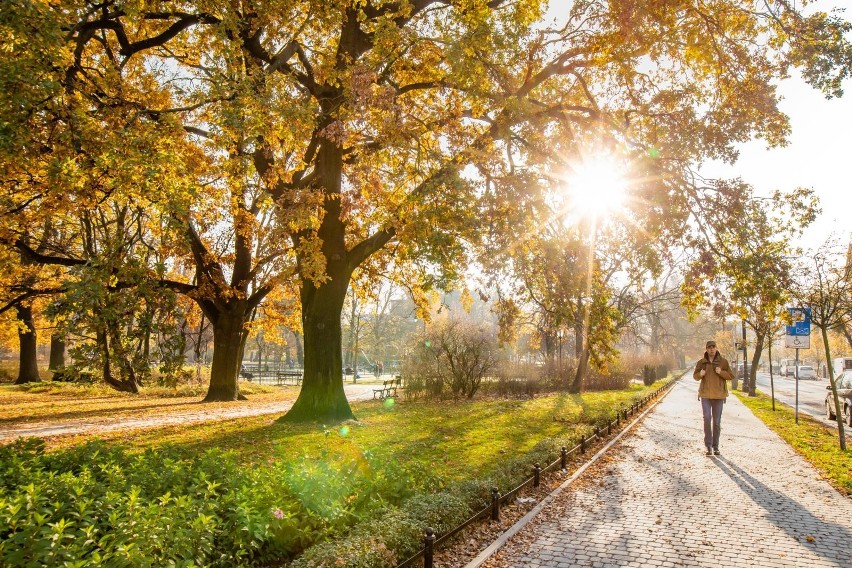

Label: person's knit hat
[705,340,717,348]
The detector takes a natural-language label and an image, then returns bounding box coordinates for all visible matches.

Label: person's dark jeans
[701,398,725,450]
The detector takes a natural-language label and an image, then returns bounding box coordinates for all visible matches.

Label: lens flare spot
[383,397,395,409]
[339,425,350,437]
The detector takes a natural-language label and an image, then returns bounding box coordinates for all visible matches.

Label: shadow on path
[712,457,848,565]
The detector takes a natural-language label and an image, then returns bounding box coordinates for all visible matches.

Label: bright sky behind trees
[704,68,852,251]
[545,0,852,251]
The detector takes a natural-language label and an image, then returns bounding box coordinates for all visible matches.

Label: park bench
[372,376,403,400]
[276,370,303,386]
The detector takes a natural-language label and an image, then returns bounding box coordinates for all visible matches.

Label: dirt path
[0,384,377,443]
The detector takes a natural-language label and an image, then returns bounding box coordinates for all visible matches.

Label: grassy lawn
[2,380,661,474]
[129,382,652,471]
[734,389,852,495]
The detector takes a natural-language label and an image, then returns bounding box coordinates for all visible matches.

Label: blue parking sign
[786,307,811,336]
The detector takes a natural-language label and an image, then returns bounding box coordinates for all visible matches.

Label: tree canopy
[2,0,851,421]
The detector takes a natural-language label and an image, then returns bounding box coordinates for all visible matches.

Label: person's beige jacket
[692,352,734,399]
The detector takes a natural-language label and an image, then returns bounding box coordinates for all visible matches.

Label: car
[825,371,852,426]
[795,365,816,380]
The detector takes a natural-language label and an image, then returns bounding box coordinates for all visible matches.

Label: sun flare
[565,156,628,220]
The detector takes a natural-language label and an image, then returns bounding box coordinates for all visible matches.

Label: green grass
[734,389,852,495]
[106,381,660,477]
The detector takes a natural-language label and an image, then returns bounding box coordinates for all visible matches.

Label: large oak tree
[3,1,851,422]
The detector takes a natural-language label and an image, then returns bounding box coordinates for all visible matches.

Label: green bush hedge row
[0,439,430,567]
[0,385,663,567]
[291,428,597,567]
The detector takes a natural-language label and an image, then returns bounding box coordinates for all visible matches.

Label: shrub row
[291,431,589,568]
[641,364,669,386]
[0,439,430,567]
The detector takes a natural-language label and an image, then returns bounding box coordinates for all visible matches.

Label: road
[746,372,851,437]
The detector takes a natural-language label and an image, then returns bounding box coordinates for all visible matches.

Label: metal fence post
[616,411,620,426]
[424,527,435,568]
[580,436,586,454]
[607,419,612,435]
[561,446,567,469]
[533,463,541,487]
[491,487,500,521]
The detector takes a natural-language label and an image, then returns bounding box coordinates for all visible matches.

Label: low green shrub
[0,383,668,567]
[292,426,601,568]
[585,371,632,391]
[0,439,432,566]
[641,364,657,386]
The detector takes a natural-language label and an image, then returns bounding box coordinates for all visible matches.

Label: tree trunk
[569,304,587,393]
[570,345,590,394]
[204,303,248,402]
[821,326,846,450]
[767,338,776,411]
[14,304,40,384]
[282,278,353,423]
[843,322,852,351]
[294,332,304,366]
[748,333,764,396]
[347,297,357,368]
[97,328,139,393]
[48,333,65,371]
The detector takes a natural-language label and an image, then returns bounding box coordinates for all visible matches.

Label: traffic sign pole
[795,348,799,424]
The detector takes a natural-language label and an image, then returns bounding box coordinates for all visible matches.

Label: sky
[543,1,852,251]
[703,70,852,251]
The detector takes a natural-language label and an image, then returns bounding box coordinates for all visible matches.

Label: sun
[565,155,628,221]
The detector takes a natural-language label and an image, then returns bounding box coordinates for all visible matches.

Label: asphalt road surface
[748,372,851,437]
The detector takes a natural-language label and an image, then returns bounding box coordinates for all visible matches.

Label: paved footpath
[0,383,377,442]
[492,377,852,568]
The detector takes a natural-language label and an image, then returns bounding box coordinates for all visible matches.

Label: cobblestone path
[491,378,852,568]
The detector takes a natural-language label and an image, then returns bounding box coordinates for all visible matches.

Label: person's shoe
[713,448,721,455]
[705,448,713,456]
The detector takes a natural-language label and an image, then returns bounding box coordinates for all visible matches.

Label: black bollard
[491,487,500,521]
[561,446,567,470]
[424,527,435,568]
[533,463,541,487]
[580,436,586,454]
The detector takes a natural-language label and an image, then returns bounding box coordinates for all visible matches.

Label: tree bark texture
[822,326,847,450]
[48,333,66,371]
[97,328,139,393]
[204,303,249,402]
[570,345,590,394]
[282,278,353,422]
[14,304,40,384]
[748,334,764,397]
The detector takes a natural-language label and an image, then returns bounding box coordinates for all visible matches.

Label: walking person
[693,340,733,456]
